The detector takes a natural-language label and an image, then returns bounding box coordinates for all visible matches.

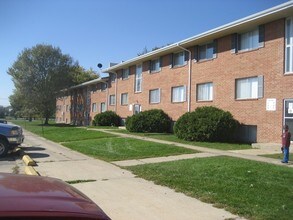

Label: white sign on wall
[266,98,276,111]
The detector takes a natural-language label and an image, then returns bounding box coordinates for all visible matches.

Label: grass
[12,120,252,150]
[262,153,293,160]
[11,120,115,142]
[126,156,293,220]
[62,137,197,161]
[12,119,198,161]
[99,129,252,150]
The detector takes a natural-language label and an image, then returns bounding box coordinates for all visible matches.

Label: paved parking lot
[0,149,25,174]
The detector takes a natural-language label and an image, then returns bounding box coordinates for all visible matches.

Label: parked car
[0,172,111,219]
[0,119,7,124]
[0,123,24,157]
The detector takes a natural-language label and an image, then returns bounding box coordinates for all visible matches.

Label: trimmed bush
[126,109,172,133]
[93,111,121,126]
[174,106,239,142]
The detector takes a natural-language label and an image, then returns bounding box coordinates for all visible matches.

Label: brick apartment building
[56,1,293,143]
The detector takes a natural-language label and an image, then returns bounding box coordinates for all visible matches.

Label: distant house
[56,1,293,143]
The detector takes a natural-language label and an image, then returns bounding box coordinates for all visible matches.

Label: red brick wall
[56,18,293,143]
[109,19,292,142]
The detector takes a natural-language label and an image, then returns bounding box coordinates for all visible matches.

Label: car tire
[0,139,9,157]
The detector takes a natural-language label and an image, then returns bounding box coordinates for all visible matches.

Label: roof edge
[102,1,293,72]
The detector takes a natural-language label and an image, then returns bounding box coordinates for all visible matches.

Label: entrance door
[133,104,141,115]
[284,99,293,141]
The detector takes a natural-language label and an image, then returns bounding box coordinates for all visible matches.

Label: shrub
[126,109,172,133]
[174,106,239,142]
[93,111,121,126]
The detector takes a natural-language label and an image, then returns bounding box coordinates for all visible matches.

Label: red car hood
[0,173,110,219]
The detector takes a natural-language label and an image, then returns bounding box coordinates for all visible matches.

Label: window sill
[150,70,161,74]
[171,63,187,69]
[150,102,160,105]
[197,100,213,102]
[236,47,261,55]
[122,78,129,81]
[172,101,186,104]
[284,72,293,76]
[134,91,142,94]
[196,58,215,64]
[235,98,259,101]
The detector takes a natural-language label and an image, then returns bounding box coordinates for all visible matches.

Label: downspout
[176,44,192,112]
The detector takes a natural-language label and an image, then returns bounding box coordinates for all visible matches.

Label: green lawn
[261,153,293,160]
[62,137,197,161]
[11,120,115,142]
[126,156,293,220]
[11,120,198,161]
[101,129,252,150]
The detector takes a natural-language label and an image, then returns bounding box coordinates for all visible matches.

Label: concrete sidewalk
[23,130,246,220]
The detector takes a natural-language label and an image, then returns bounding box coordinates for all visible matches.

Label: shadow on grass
[36,123,75,128]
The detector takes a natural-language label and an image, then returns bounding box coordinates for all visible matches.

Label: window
[149,89,160,104]
[172,86,186,103]
[231,25,264,53]
[173,51,185,67]
[239,28,259,51]
[101,83,107,91]
[122,68,129,80]
[91,85,97,93]
[121,93,128,105]
[150,58,161,73]
[135,64,142,92]
[66,105,70,112]
[235,76,263,99]
[197,83,213,101]
[285,17,293,73]
[110,73,116,82]
[199,43,214,60]
[109,95,115,105]
[100,102,106,112]
[92,103,97,112]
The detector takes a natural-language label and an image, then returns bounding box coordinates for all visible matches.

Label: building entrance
[284,99,293,141]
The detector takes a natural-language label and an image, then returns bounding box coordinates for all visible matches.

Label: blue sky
[0,0,288,106]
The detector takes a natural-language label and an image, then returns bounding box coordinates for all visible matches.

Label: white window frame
[135,64,142,92]
[92,103,97,112]
[285,17,293,74]
[149,89,160,104]
[172,86,186,103]
[239,28,259,51]
[109,95,115,105]
[100,102,106,113]
[197,82,213,101]
[235,76,263,100]
[173,51,185,67]
[199,43,214,61]
[122,68,129,80]
[150,58,161,73]
[121,93,128,105]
